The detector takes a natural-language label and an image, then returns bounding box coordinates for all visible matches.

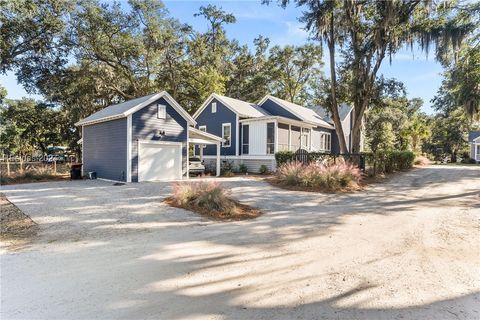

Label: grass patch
[1,167,69,185]
[164,181,262,221]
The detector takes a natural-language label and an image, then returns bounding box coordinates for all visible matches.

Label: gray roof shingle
[468,131,480,142]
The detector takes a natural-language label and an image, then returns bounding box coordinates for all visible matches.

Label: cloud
[269,21,310,46]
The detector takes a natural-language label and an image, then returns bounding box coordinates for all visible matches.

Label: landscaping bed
[270,161,363,193]
[164,181,262,221]
[0,193,39,248]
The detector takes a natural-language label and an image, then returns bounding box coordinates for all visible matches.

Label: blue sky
[0,0,443,113]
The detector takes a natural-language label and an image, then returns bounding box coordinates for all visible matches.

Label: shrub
[238,163,248,173]
[259,164,269,174]
[276,162,362,191]
[465,158,477,164]
[171,181,234,212]
[414,155,430,166]
[275,151,295,166]
[221,160,235,177]
[276,162,303,185]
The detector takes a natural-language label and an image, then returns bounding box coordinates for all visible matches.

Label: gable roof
[75,91,196,126]
[258,95,334,129]
[193,93,269,119]
[468,131,480,142]
[311,103,353,124]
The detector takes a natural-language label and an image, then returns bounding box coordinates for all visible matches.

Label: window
[242,124,249,154]
[266,122,275,154]
[319,133,331,151]
[157,104,166,119]
[301,128,310,150]
[199,125,207,132]
[212,102,217,113]
[222,123,231,147]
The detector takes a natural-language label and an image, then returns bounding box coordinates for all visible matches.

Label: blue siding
[131,97,188,182]
[331,128,340,154]
[195,97,237,156]
[83,118,127,182]
[259,98,302,121]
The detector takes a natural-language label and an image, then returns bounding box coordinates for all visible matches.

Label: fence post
[54,160,57,174]
[6,158,10,176]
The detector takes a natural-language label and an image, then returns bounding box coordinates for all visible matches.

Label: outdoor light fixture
[155,130,165,138]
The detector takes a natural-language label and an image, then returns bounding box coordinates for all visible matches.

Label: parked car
[189,157,205,176]
[45,154,66,163]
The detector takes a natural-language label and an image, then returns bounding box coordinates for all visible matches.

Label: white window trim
[157,104,166,119]
[266,122,275,155]
[212,102,217,113]
[222,123,231,147]
[242,124,249,155]
[199,125,207,132]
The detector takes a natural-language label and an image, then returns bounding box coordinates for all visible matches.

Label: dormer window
[212,102,217,113]
[157,104,166,119]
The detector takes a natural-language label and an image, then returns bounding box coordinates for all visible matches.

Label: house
[192,93,354,172]
[468,131,480,162]
[76,91,224,182]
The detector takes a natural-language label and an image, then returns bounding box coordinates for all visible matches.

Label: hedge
[274,150,415,176]
[275,151,295,166]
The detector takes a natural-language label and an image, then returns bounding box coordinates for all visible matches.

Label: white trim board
[126,115,132,182]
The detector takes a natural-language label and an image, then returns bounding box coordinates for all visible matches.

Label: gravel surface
[1,165,479,319]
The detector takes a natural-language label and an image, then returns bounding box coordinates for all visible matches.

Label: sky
[0,0,444,114]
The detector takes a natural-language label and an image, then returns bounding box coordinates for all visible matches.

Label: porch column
[288,124,292,151]
[216,142,221,177]
[200,145,204,161]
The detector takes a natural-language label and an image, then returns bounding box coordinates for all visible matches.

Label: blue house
[469,131,480,162]
[76,91,224,182]
[193,93,354,172]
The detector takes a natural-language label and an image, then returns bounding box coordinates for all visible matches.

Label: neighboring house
[468,131,480,162]
[193,93,354,172]
[76,91,223,182]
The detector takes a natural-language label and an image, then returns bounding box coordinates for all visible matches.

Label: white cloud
[269,21,310,46]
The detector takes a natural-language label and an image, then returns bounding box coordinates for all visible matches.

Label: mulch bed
[164,197,262,221]
[0,193,39,246]
[266,177,363,193]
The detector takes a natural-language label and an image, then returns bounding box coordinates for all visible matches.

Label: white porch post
[216,143,221,177]
[288,124,292,151]
[200,145,203,161]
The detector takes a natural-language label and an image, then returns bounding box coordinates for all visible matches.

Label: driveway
[1,165,479,319]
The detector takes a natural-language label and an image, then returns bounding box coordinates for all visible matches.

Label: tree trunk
[327,13,348,154]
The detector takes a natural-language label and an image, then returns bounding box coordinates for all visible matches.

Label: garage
[138,142,182,182]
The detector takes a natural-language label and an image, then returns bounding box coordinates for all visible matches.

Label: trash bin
[70,163,82,180]
[87,171,97,180]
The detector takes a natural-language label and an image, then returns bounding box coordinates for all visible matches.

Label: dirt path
[1,165,479,319]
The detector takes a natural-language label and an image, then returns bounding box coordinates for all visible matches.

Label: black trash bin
[70,163,83,180]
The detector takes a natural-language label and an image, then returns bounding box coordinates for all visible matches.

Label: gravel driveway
[1,165,479,319]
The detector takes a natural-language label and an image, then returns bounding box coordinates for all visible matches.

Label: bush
[259,164,269,174]
[1,166,62,185]
[276,162,362,191]
[171,181,234,212]
[238,163,248,173]
[221,160,235,177]
[461,157,477,164]
[275,151,295,166]
[373,150,415,174]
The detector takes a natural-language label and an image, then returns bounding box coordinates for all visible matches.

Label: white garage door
[138,143,182,181]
